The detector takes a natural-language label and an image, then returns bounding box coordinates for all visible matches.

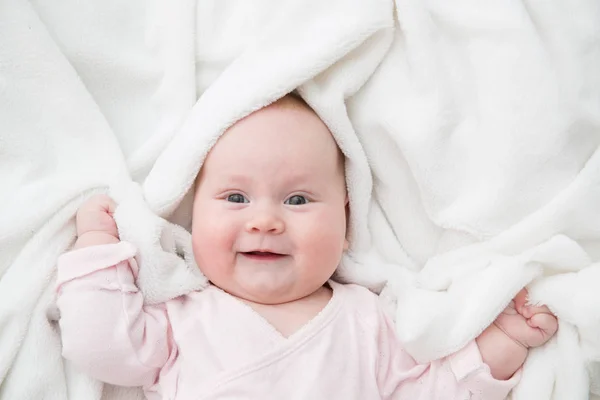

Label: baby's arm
[56,195,172,388]
[378,289,558,399]
[377,312,517,400]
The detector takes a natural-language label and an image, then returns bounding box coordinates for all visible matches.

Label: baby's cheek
[303,224,346,265]
[308,211,347,247]
[192,220,235,274]
[193,238,231,285]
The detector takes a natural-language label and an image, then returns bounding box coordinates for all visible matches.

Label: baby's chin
[225,280,321,305]
[233,286,301,305]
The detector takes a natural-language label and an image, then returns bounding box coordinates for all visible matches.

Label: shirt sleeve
[377,311,520,400]
[55,242,174,388]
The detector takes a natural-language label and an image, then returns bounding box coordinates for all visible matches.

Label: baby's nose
[245,212,285,234]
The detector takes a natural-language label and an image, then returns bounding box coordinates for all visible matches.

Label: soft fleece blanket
[1,1,599,399]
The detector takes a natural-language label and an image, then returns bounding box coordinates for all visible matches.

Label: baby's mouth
[241,251,286,261]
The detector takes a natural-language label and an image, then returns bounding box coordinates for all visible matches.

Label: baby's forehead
[227,96,341,149]
[197,94,346,180]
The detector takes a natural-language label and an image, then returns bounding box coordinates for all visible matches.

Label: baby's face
[192,98,348,304]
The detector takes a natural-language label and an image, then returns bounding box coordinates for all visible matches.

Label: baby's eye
[285,195,308,206]
[226,194,249,203]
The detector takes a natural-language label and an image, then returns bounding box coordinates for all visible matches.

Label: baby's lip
[239,250,288,260]
[241,250,287,256]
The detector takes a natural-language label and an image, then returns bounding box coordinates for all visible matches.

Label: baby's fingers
[513,289,529,314]
[84,194,117,214]
[522,302,552,318]
[527,312,558,340]
[76,194,119,236]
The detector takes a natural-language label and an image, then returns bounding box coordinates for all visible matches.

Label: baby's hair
[288,90,309,106]
[271,91,312,112]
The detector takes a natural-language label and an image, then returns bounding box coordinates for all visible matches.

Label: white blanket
[1,1,599,399]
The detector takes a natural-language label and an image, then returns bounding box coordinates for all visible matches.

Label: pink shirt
[56,242,518,400]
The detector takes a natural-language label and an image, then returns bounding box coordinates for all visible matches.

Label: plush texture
[1,0,599,399]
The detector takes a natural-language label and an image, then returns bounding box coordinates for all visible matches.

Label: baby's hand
[73,194,120,249]
[494,289,558,349]
[477,288,558,380]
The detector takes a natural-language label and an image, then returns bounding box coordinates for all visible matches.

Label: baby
[56,95,558,399]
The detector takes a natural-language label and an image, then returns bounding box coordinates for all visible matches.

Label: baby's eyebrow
[219,174,252,185]
[283,172,317,185]
[213,172,325,191]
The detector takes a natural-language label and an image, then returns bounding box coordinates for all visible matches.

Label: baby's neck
[240,285,333,338]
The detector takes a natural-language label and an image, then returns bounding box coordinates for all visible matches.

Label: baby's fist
[494,289,558,349]
[73,194,119,249]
